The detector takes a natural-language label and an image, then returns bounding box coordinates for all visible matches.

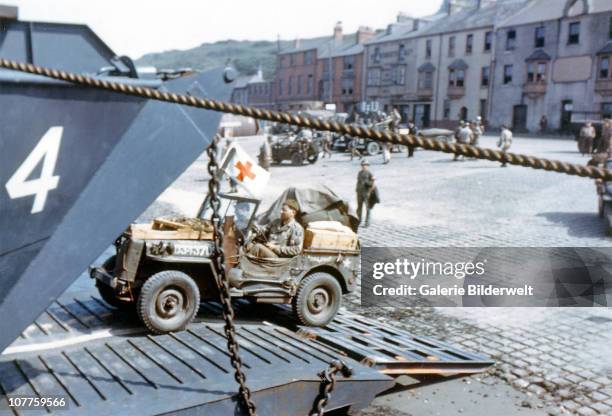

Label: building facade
[490,0,612,132]
[274,23,373,112]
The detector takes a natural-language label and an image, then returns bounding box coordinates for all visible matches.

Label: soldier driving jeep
[247,199,304,258]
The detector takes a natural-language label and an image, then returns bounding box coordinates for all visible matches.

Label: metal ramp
[0,293,493,415]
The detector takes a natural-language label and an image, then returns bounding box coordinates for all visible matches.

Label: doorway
[560,100,573,132]
[512,105,527,132]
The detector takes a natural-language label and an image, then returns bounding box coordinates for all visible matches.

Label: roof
[498,0,612,28]
[418,62,436,72]
[448,59,469,69]
[278,33,367,58]
[365,0,527,45]
[598,42,612,55]
[233,72,264,88]
[525,49,552,61]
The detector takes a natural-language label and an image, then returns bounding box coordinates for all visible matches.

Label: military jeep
[271,130,320,165]
[90,186,359,334]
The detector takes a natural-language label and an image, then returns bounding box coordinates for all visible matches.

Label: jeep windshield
[198,192,259,235]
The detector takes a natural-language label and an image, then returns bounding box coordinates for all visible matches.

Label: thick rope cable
[1,58,609,180]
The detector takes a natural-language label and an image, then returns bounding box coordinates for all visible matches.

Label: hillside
[136,39,292,79]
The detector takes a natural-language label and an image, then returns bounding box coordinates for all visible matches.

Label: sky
[6,0,443,58]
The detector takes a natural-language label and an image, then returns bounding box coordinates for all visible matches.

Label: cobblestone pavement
[145,134,612,415]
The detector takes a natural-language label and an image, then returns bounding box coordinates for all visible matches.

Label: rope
[1,58,609,181]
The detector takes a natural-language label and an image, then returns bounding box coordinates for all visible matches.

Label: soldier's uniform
[250,218,304,258]
[258,136,272,171]
[356,161,375,226]
[578,123,596,156]
[498,126,513,167]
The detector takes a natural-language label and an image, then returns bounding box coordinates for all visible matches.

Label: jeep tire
[138,270,200,334]
[293,272,342,327]
[366,141,380,156]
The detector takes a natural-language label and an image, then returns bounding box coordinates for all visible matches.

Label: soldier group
[578,120,612,156]
[453,118,484,161]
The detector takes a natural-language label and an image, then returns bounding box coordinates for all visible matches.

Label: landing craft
[0,7,234,353]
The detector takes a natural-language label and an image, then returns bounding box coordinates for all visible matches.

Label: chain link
[206,136,257,416]
[312,360,353,416]
[1,58,611,181]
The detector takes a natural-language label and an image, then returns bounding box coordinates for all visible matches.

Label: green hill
[136,39,292,79]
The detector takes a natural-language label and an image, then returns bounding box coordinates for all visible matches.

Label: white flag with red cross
[219,142,270,198]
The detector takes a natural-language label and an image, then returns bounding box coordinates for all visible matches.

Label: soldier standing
[454,121,472,161]
[602,119,612,154]
[406,119,417,158]
[578,122,596,156]
[471,117,484,146]
[258,135,272,171]
[321,132,333,159]
[356,160,376,227]
[498,124,513,167]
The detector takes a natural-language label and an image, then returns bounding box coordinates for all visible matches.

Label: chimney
[0,4,18,19]
[356,26,375,44]
[294,38,301,48]
[334,21,343,43]
[397,12,411,22]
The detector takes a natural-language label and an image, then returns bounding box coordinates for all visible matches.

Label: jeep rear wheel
[138,270,200,334]
[291,152,304,166]
[293,273,341,327]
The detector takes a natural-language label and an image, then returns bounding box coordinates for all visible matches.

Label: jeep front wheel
[293,273,341,327]
[137,270,200,334]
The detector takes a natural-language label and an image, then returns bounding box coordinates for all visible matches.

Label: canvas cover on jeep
[257,185,359,232]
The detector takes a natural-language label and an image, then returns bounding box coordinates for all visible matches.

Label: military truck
[91,186,360,334]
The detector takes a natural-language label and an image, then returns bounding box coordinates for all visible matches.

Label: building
[274,22,374,111]
[247,80,275,109]
[230,68,267,106]
[363,0,527,128]
[490,0,612,132]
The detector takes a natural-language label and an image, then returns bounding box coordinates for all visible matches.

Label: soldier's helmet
[361,159,370,166]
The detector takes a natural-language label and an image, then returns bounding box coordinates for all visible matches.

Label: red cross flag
[219,142,270,198]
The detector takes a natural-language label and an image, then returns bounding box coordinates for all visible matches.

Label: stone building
[489,0,612,133]
[274,22,374,111]
[363,0,526,128]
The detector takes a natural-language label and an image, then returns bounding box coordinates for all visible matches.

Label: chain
[312,360,353,416]
[1,58,611,181]
[206,135,257,416]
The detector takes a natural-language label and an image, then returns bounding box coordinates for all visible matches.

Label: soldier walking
[471,117,484,146]
[406,120,417,158]
[321,132,333,159]
[578,122,596,156]
[601,119,612,154]
[349,137,362,161]
[453,121,472,161]
[498,124,513,167]
[356,160,376,227]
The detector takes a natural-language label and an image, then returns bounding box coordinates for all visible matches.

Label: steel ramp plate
[0,296,393,416]
[297,312,495,376]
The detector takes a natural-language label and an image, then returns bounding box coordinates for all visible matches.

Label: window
[609,17,612,40]
[373,47,381,63]
[504,65,513,84]
[481,66,490,87]
[307,74,313,94]
[398,44,407,62]
[426,39,432,59]
[297,75,303,95]
[537,63,547,82]
[449,69,465,87]
[568,22,580,45]
[344,55,355,71]
[600,56,611,79]
[368,68,381,85]
[535,26,545,48]
[305,51,314,65]
[395,66,406,85]
[290,54,297,66]
[466,34,474,54]
[603,102,612,119]
[342,78,354,95]
[419,71,433,90]
[448,36,456,57]
[443,100,451,119]
[278,79,283,96]
[506,30,516,50]
[484,31,493,52]
[288,76,293,95]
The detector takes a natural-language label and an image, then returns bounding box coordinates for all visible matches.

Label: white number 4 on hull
[6,126,63,214]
